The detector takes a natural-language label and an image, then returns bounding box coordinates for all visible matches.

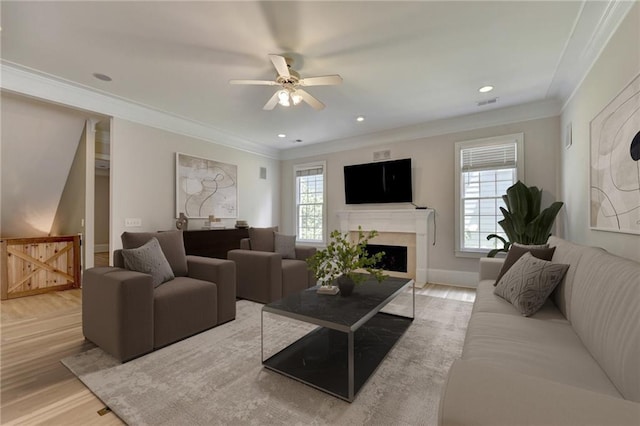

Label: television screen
[344,158,413,204]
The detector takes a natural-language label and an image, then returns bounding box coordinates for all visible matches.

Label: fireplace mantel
[336,209,434,285]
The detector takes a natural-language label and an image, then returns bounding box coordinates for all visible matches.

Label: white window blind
[296,167,323,178]
[461,143,517,172]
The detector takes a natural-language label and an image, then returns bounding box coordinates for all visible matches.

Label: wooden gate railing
[0,235,81,300]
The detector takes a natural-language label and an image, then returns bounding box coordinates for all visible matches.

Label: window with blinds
[455,134,524,255]
[295,163,326,243]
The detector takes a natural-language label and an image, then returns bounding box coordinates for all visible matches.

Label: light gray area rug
[63,293,472,426]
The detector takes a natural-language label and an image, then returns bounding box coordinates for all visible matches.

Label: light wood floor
[1,283,475,425]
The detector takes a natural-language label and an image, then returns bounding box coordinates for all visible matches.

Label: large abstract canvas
[590,74,640,234]
[176,153,237,219]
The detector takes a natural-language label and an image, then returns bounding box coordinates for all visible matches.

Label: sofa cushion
[122,231,188,277]
[153,277,218,349]
[473,280,568,321]
[461,312,623,398]
[121,237,175,287]
[274,232,296,259]
[494,253,569,316]
[547,236,588,319]
[440,359,640,426]
[495,245,556,285]
[248,226,278,252]
[568,247,640,402]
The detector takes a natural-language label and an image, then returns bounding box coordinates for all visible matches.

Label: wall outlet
[125,218,142,227]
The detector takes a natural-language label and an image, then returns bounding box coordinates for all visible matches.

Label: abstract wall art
[590,73,640,234]
[176,153,237,219]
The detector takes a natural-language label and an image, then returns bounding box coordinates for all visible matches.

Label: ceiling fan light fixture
[231,54,340,111]
[291,91,302,105]
[277,89,290,106]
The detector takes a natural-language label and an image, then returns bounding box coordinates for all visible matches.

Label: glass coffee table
[261,276,414,402]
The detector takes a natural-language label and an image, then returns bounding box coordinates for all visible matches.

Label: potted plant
[486,180,564,257]
[306,226,387,296]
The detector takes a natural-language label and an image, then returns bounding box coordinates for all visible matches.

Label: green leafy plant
[307,226,387,286]
[486,181,563,257]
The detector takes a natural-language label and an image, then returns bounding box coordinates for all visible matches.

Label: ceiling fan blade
[268,54,291,78]
[263,91,281,110]
[296,89,325,111]
[299,75,343,86]
[229,79,278,86]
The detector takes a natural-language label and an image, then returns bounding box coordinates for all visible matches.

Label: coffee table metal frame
[261,277,415,402]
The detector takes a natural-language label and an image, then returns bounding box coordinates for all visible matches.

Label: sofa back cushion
[494,245,556,285]
[248,226,278,252]
[550,236,640,402]
[121,231,188,277]
[548,236,583,318]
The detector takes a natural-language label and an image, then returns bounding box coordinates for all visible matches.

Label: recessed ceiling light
[278,133,286,138]
[93,73,112,82]
[356,116,365,122]
[478,85,494,93]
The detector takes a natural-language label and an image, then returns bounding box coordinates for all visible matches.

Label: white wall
[50,125,87,238]
[281,115,561,286]
[0,93,89,237]
[110,118,280,251]
[560,4,640,262]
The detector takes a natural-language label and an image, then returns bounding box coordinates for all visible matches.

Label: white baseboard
[94,243,109,253]
[427,269,478,288]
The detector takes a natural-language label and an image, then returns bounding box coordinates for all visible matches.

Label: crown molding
[547,0,635,106]
[280,98,561,161]
[0,62,280,159]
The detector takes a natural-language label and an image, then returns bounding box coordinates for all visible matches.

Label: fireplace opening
[365,244,408,273]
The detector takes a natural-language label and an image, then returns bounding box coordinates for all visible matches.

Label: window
[454,134,524,256]
[295,162,326,243]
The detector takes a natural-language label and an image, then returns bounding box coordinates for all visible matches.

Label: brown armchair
[82,231,236,362]
[227,227,316,303]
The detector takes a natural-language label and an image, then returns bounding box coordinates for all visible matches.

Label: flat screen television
[344,158,413,204]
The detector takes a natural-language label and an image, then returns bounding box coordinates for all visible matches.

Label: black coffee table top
[263,276,413,332]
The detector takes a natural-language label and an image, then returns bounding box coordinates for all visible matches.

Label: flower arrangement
[306,226,387,288]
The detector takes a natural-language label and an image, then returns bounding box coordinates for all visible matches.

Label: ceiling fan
[230,54,342,111]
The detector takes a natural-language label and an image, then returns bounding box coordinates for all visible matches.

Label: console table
[182,228,249,259]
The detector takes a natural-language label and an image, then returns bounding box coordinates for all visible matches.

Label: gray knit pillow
[274,232,296,259]
[122,237,175,287]
[494,252,569,316]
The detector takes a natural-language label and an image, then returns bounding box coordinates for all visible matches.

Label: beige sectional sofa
[439,236,640,425]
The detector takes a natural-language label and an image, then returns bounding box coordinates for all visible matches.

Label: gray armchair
[227,227,316,303]
[82,231,236,362]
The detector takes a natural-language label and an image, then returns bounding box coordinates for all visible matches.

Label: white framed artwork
[589,73,640,234]
[176,153,238,219]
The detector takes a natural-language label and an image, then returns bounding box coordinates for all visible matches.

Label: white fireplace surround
[336,209,434,286]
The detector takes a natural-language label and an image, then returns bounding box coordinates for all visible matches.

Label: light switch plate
[124,218,142,227]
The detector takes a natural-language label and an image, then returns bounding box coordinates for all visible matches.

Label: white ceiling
[0,1,631,155]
